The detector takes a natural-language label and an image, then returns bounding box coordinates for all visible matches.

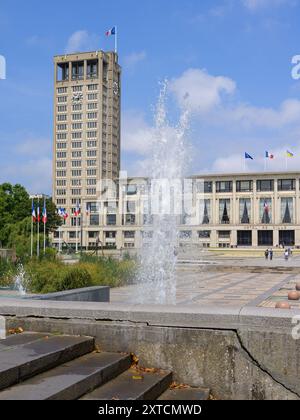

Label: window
[88,231,98,239]
[56,161,67,168]
[87,169,97,176]
[57,105,67,112]
[57,63,69,81]
[87,141,97,148]
[90,214,99,226]
[219,199,230,224]
[216,181,232,193]
[87,60,98,78]
[124,214,136,225]
[199,200,211,225]
[72,170,82,177]
[124,231,135,239]
[239,199,251,224]
[105,231,116,239]
[88,103,97,110]
[88,84,98,91]
[87,178,97,185]
[72,62,84,80]
[57,96,67,103]
[72,123,82,130]
[57,152,66,159]
[88,93,98,101]
[198,231,211,239]
[72,113,82,121]
[278,179,296,191]
[72,104,82,111]
[281,198,293,224]
[57,124,67,131]
[57,143,67,149]
[260,198,272,224]
[72,85,83,92]
[57,133,67,140]
[87,121,97,129]
[257,180,274,192]
[87,160,97,167]
[56,170,66,177]
[72,142,82,149]
[179,231,192,239]
[69,231,78,239]
[57,115,67,122]
[87,202,99,213]
[126,185,138,195]
[218,231,231,239]
[87,112,98,120]
[87,150,97,157]
[71,189,81,196]
[72,132,82,139]
[87,188,96,195]
[71,179,81,186]
[57,87,67,94]
[71,160,82,167]
[56,189,66,196]
[107,214,117,225]
[236,180,253,192]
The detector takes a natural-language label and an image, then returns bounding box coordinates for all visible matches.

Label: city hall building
[52,171,300,251]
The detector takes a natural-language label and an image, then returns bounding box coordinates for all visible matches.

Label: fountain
[13,264,27,296]
[136,82,190,305]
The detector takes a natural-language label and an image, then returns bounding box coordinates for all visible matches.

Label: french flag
[32,204,36,222]
[106,26,116,37]
[37,205,41,223]
[265,151,274,160]
[42,202,47,224]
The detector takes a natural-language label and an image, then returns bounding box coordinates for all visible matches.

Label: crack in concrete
[235,329,300,399]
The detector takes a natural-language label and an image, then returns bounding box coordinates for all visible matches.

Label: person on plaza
[284,249,289,261]
[269,249,273,261]
[265,249,269,260]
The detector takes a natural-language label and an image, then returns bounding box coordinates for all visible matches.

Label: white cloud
[223,98,300,128]
[14,138,51,157]
[124,51,147,71]
[242,0,291,11]
[169,68,236,112]
[65,30,99,53]
[122,111,155,155]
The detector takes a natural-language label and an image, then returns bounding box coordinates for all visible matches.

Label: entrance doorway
[258,231,273,246]
[279,231,295,247]
[237,231,252,246]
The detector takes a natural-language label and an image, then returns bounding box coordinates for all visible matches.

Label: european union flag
[245,153,254,160]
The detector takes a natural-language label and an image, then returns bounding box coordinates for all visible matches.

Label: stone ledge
[0,299,299,332]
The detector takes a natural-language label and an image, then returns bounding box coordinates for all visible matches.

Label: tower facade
[52,50,121,233]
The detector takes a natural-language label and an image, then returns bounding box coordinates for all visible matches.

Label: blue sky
[1,0,300,194]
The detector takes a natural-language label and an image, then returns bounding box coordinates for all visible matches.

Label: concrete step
[0,333,49,352]
[158,387,210,400]
[0,334,94,391]
[81,367,173,401]
[0,352,131,400]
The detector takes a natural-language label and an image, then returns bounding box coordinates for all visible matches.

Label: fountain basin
[23,286,110,303]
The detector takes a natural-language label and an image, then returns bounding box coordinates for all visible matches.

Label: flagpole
[37,199,40,258]
[285,155,288,172]
[115,26,118,54]
[43,198,46,255]
[30,198,34,258]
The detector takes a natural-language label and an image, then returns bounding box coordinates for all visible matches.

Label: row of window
[198,179,297,193]
[57,84,99,94]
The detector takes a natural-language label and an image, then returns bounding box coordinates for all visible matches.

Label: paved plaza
[111,254,300,309]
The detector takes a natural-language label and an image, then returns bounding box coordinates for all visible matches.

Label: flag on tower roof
[106,26,116,37]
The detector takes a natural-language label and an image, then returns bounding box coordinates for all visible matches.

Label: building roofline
[53,50,117,58]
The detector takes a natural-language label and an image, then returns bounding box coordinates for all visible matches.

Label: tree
[0,183,62,255]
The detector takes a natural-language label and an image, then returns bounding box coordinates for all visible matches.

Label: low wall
[0,300,299,400]
[24,286,110,303]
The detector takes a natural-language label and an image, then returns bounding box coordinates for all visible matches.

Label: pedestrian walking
[284,249,289,261]
[269,249,273,261]
[265,249,269,260]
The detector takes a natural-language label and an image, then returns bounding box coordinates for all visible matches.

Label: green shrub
[57,267,92,291]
